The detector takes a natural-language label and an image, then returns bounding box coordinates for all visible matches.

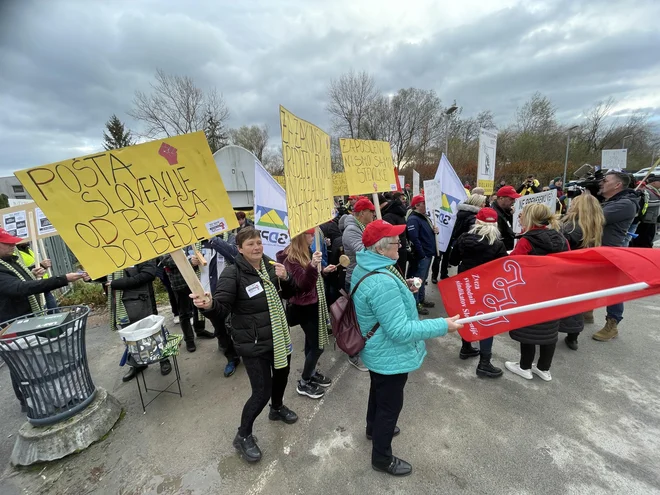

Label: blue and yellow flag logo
[441,193,462,214]
[256,206,288,230]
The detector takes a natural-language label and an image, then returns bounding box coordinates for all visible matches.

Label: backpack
[329,270,391,357]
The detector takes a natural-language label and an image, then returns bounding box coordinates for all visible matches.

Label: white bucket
[118,315,167,365]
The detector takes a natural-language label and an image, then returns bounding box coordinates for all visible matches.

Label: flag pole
[635,157,660,191]
[455,282,649,325]
[372,193,382,220]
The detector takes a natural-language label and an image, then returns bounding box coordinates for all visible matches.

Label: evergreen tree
[0,194,8,209]
[103,114,134,150]
[205,110,228,153]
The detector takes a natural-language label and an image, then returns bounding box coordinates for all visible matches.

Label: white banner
[254,160,290,260]
[398,175,405,190]
[431,154,469,252]
[413,170,420,197]
[512,189,558,234]
[2,209,28,238]
[8,198,33,207]
[35,207,56,237]
[601,149,627,170]
[477,127,498,194]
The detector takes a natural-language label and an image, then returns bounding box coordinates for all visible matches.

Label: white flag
[254,160,290,260]
[432,154,469,252]
[413,170,420,197]
[477,128,498,194]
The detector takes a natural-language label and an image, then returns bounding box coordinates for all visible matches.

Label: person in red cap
[406,195,438,315]
[449,207,508,378]
[492,185,521,250]
[350,219,462,476]
[0,228,87,410]
[340,197,376,371]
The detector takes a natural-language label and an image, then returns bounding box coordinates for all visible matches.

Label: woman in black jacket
[192,227,298,464]
[559,194,604,349]
[449,208,508,377]
[506,204,569,382]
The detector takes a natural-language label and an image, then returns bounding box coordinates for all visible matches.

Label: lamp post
[621,134,633,149]
[562,125,580,187]
[444,102,458,157]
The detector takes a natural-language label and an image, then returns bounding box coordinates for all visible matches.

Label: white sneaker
[173,316,180,325]
[348,355,368,372]
[505,361,533,380]
[532,365,552,382]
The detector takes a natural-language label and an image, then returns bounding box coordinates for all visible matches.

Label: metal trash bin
[0,306,96,426]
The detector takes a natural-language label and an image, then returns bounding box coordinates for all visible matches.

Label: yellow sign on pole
[15,132,238,279]
[340,139,396,195]
[273,172,348,197]
[280,106,333,237]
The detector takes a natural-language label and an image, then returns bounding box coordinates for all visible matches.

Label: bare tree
[580,98,615,152]
[262,146,284,175]
[229,125,269,162]
[129,69,230,140]
[326,70,378,138]
[515,92,558,135]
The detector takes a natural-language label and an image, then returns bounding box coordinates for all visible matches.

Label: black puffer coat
[451,204,480,243]
[109,261,158,323]
[509,228,568,345]
[204,254,296,357]
[449,232,508,273]
[558,221,586,334]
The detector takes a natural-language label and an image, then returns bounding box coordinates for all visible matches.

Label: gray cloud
[1,0,658,175]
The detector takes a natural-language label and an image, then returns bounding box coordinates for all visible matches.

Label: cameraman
[592,171,640,343]
[516,175,540,196]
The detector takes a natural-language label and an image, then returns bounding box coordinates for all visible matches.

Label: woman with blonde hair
[277,229,337,399]
[449,207,508,377]
[559,194,605,349]
[506,204,569,382]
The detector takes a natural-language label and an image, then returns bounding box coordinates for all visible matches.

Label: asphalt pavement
[1,280,660,495]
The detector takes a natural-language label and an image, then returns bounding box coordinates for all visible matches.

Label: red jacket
[276,251,319,306]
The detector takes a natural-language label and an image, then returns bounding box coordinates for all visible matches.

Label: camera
[565,165,604,199]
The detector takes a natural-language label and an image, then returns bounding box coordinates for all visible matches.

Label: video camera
[565,164,604,199]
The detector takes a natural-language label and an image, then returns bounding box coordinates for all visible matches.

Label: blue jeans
[606,303,624,323]
[413,256,433,304]
[45,292,57,310]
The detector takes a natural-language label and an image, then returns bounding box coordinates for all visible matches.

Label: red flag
[393,167,402,192]
[438,248,660,342]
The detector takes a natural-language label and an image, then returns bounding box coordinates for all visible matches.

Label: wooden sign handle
[314,228,322,273]
[192,245,208,266]
[372,193,382,220]
[170,249,206,297]
[37,238,52,276]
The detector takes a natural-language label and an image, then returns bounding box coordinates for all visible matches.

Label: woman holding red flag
[559,195,604,350]
[505,204,569,382]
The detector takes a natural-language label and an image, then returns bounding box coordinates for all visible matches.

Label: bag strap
[349,270,397,342]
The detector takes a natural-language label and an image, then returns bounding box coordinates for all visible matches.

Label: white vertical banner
[413,170,420,197]
[423,179,442,252]
[254,160,290,260]
[601,149,627,169]
[477,127,498,195]
[433,154,469,252]
[398,175,405,190]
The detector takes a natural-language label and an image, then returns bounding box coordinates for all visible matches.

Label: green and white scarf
[316,273,330,350]
[257,259,292,369]
[386,264,408,286]
[107,271,130,331]
[355,217,366,232]
[0,251,42,314]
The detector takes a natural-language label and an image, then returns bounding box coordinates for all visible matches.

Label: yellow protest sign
[280,106,333,237]
[340,139,396,195]
[15,132,238,279]
[273,172,348,197]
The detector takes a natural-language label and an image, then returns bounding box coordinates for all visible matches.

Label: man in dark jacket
[382,191,408,274]
[406,195,438,315]
[592,171,640,342]
[96,260,172,382]
[491,186,520,250]
[631,174,660,248]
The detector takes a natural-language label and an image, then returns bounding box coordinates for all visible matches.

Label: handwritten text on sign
[280,106,333,237]
[340,139,396,195]
[15,132,238,279]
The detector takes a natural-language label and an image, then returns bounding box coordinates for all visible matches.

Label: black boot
[180,316,196,352]
[122,365,147,382]
[233,433,262,463]
[565,334,578,351]
[476,352,503,378]
[459,339,480,360]
[160,359,172,375]
[195,328,215,339]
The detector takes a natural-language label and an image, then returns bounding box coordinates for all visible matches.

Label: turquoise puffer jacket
[351,249,448,375]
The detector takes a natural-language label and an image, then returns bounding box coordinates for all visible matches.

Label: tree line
[103,69,659,187]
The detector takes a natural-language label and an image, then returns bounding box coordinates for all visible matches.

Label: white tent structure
[213,145,256,208]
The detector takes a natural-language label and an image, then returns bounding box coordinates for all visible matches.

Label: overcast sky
[1,0,658,175]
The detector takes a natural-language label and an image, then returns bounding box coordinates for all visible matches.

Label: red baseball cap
[304,228,315,235]
[405,184,410,188]
[353,198,375,213]
[362,220,406,247]
[0,228,24,245]
[410,195,425,208]
[476,207,498,223]
[496,185,521,199]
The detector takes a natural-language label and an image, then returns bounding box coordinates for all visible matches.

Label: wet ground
[1,282,660,494]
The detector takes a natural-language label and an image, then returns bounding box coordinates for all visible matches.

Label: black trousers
[631,222,656,248]
[367,371,408,467]
[159,271,179,317]
[173,287,204,343]
[520,342,556,371]
[431,252,450,280]
[212,314,238,363]
[239,354,291,436]
[290,303,324,381]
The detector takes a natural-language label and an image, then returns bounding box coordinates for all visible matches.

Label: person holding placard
[191,227,298,463]
[278,230,337,399]
[505,204,569,382]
